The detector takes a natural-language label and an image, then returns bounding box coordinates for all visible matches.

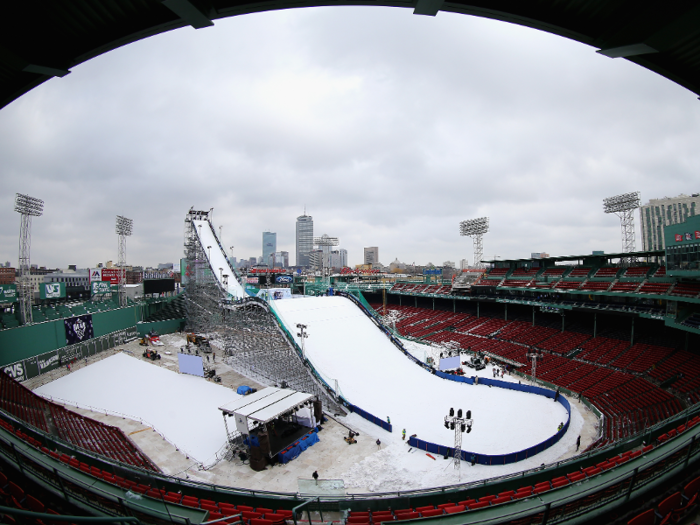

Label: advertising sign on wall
[40,282,66,300]
[275,275,293,284]
[0,284,17,303]
[89,268,103,282]
[101,268,123,284]
[91,281,111,295]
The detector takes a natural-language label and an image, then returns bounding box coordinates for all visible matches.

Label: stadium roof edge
[483,249,665,265]
[2,1,700,110]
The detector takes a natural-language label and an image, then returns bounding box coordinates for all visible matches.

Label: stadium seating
[579,281,612,292]
[671,282,700,298]
[623,266,651,278]
[0,370,158,471]
[542,267,567,277]
[609,282,641,293]
[568,267,592,277]
[555,280,582,290]
[637,282,672,295]
[499,279,532,288]
[594,267,621,278]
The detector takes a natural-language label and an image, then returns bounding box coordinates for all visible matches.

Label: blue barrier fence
[408,382,571,465]
[348,403,393,433]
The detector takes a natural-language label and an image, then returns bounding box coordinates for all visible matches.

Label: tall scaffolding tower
[604,191,641,266]
[459,217,489,269]
[14,193,43,325]
[116,215,133,308]
[183,208,224,334]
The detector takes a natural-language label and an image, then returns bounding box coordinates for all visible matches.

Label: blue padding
[278,429,320,464]
[348,403,392,432]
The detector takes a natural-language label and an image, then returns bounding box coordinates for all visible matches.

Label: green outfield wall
[0,306,139,368]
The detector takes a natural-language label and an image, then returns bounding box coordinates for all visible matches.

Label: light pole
[444,408,473,473]
[603,191,641,266]
[15,193,44,325]
[115,215,133,308]
[460,217,489,269]
[526,349,542,381]
[207,246,212,261]
[296,323,308,358]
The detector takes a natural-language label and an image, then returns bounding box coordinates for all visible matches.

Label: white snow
[271,296,569,455]
[193,219,245,299]
[35,352,240,467]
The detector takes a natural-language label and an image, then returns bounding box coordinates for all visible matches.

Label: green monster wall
[0,306,139,368]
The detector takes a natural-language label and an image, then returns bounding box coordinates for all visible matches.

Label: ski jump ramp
[272,295,569,456]
[192,219,246,299]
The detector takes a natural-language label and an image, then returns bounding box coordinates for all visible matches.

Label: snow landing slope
[271,296,568,456]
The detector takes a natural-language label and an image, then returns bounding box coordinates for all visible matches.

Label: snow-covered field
[32,295,588,491]
[36,352,240,466]
[272,296,569,455]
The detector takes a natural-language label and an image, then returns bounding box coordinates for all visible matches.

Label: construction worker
[402,429,406,440]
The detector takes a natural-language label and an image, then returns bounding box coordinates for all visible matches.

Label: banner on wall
[0,284,17,303]
[91,281,111,295]
[101,268,123,284]
[40,282,66,300]
[64,315,94,345]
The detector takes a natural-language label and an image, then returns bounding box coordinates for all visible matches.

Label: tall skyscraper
[640,193,700,251]
[296,212,313,267]
[262,232,276,267]
[364,247,379,265]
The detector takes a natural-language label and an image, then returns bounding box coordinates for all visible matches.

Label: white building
[640,193,700,251]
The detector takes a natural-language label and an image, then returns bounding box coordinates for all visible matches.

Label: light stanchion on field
[296,323,308,358]
[444,407,473,475]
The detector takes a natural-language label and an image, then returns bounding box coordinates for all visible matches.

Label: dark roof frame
[2,1,700,109]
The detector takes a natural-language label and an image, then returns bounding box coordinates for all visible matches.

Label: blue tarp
[237,385,253,395]
[243,435,260,447]
[278,428,320,464]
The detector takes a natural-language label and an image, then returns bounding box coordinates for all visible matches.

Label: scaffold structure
[182,208,346,415]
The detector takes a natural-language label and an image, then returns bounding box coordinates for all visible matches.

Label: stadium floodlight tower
[115,215,133,307]
[14,193,44,325]
[459,217,489,269]
[603,191,641,266]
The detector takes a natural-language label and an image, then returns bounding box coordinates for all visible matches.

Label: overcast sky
[1,7,699,270]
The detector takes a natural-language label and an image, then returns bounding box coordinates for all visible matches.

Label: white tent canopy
[219,387,315,435]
